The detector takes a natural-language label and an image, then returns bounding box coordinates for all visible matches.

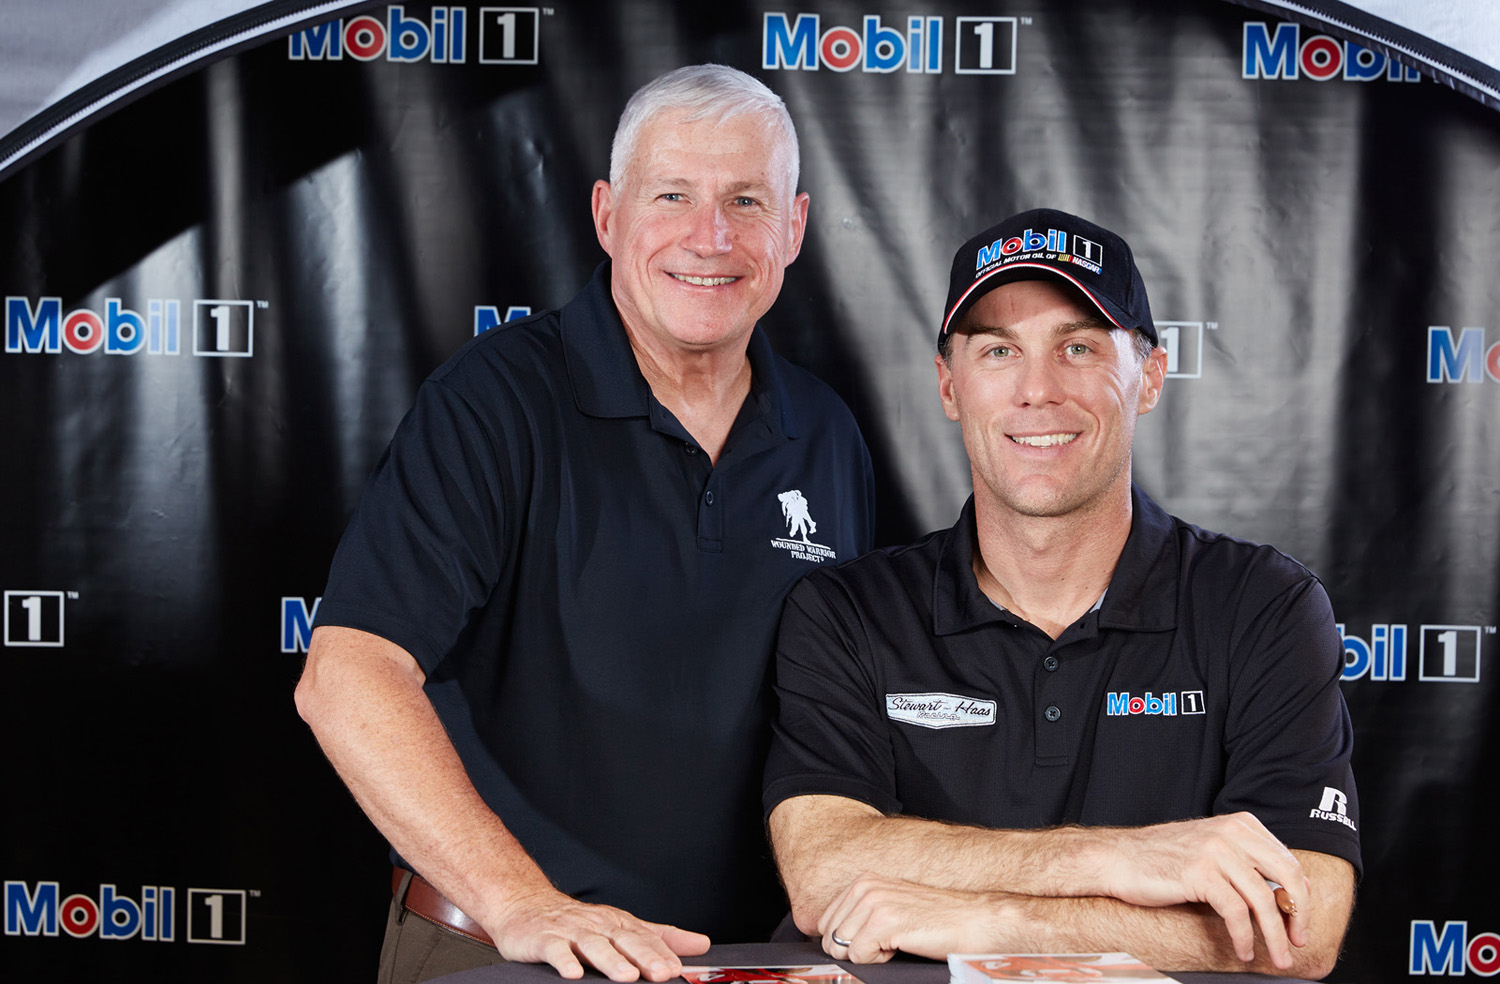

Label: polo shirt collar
[560,262,800,440]
[931,496,999,635]
[931,484,1179,636]
[1098,485,1180,632]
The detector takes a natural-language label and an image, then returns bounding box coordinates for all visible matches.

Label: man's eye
[988,346,1012,358]
[660,193,684,202]
[1066,343,1091,355]
[733,196,758,207]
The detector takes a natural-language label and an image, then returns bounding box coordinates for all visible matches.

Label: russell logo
[1309,786,1356,831]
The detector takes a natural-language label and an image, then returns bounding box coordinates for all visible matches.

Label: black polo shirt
[764,487,1361,876]
[316,263,876,940]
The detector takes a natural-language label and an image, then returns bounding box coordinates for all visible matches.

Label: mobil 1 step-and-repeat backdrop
[3,1,1498,981]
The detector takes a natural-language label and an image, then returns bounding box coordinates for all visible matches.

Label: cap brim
[942,261,1132,338]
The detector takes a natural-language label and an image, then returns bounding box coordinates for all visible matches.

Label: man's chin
[984,480,1092,520]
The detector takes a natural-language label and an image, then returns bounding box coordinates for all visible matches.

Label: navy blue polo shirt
[316,263,876,940]
[764,487,1361,876]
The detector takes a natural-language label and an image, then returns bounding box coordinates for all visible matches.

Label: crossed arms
[768,794,1354,979]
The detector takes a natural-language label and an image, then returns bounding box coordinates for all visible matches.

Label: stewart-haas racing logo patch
[886,692,997,729]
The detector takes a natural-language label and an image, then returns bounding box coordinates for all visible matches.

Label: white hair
[608,64,800,198]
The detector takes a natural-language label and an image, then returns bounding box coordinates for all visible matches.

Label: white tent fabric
[1,0,1496,180]
[0,0,374,177]
[1238,0,1500,103]
[1353,0,1500,69]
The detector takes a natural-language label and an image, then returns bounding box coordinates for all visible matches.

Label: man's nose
[684,204,732,255]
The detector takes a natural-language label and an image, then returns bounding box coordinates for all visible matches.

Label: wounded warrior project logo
[771,490,836,564]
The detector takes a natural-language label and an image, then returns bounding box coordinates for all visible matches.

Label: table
[428,941,1316,984]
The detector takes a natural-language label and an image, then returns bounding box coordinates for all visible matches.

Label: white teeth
[672,274,736,286]
[1011,433,1077,447]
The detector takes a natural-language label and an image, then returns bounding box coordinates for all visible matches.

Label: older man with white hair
[296,64,875,984]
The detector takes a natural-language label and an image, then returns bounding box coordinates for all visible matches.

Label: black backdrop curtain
[3,2,1498,980]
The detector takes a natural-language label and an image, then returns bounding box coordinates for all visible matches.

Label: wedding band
[831,932,853,948]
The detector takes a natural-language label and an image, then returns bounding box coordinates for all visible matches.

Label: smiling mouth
[1010,433,1078,448]
[670,273,738,286]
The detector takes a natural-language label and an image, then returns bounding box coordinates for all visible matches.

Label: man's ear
[591,180,616,257]
[1137,345,1167,415]
[785,191,810,264]
[937,352,961,422]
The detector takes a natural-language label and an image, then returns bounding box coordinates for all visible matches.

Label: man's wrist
[1019,825,1120,899]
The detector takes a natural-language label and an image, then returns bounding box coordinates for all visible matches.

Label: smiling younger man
[296,66,874,984]
[764,209,1359,978]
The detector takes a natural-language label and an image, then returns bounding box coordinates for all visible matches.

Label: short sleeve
[763,573,903,818]
[313,376,513,675]
[1217,574,1362,876]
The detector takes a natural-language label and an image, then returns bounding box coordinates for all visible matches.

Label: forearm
[297,625,712,980]
[769,795,1113,929]
[295,625,553,928]
[818,851,1351,979]
[992,889,1344,978]
[772,796,1352,976]
[1007,849,1351,978]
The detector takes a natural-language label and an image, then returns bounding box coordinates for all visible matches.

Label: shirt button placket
[1035,648,1069,764]
[699,478,724,545]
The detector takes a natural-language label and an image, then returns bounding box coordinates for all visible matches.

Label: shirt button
[705,491,715,506]
[1044,704,1061,722]
[684,444,697,454]
[1043,656,1060,672]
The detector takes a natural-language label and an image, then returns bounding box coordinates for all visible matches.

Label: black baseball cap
[940,208,1157,348]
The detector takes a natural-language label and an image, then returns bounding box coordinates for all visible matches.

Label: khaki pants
[377,896,505,984]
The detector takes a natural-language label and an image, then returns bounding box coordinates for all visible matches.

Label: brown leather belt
[392,867,494,947]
